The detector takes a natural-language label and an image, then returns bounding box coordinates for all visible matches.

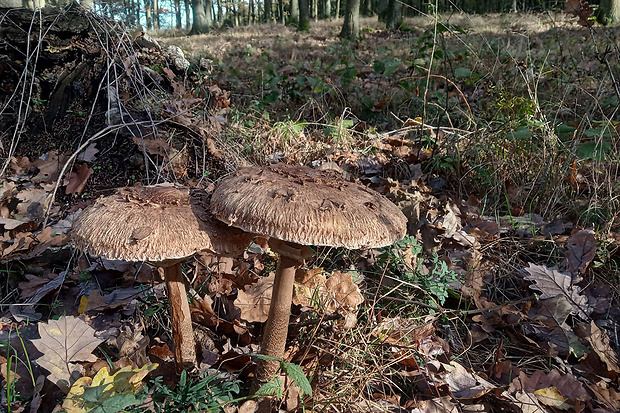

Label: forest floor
[1,6,620,413]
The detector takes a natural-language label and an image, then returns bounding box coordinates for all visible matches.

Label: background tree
[385,0,401,29]
[599,0,620,24]
[290,0,299,23]
[339,0,360,39]
[298,0,309,30]
[189,0,212,33]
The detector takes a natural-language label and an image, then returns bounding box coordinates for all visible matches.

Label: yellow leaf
[534,387,572,410]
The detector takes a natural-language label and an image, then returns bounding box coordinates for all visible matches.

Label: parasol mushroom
[72,183,253,372]
[210,164,407,390]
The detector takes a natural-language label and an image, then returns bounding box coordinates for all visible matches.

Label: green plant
[254,355,313,399]
[377,236,459,306]
[148,370,240,412]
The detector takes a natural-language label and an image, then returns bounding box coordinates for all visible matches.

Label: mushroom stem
[253,254,299,388]
[163,264,196,372]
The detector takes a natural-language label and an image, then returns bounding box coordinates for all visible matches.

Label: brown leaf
[325,271,364,312]
[370,318,435,345]
[76,143,99,163]
[588,321,620,373]
[565,0,594,27]
[65,163,93,196]
[441,361,496,400]
[235,273,274,323]
[132,136,171,157]
[565,230,596,276]
[31,316,103,392]
[588,382,620,411]
[523,263,589,319]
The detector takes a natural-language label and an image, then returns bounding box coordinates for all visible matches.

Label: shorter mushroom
[72,184,253,371]
[210,164,408,389]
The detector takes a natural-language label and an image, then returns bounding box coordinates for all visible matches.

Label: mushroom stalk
[253,255,299,387]
[163,264,196,372]
[252,240,312,391]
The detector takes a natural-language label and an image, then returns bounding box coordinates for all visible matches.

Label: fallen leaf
[588,321,620,373]
[523,263,589,319]
[565,230,596,276]
[31,316,103,392]
[235,273,274,323]
[76,143,99,163]
[66,163,94,195]
[62,363,156,413]
[325,271,364,312]
[132,136,170,157]
[441,361,496,400]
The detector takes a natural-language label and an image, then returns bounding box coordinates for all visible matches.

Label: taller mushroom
[210,164,407,388]
[72,184,253,372]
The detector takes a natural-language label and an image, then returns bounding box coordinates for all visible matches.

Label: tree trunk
[216,0,222,23]
[185,0,191,28]
[339,0,360,39]
[323,0,330,18]
[298,0,309,30]
[312,0,317,20]
[278,0,285,23]
[335,0,340,18]
[264,0,273,21]
[511,0,517,12]
[175,0,182,28]
[145,0,153,30]
[599,0,620,24]
[290,0,299,23]
[385,0,400,29]
[189,0,212,34]
[153,0,160,29]
[361,0,372,16]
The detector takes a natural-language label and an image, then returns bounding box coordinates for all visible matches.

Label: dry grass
[157,11,620,228]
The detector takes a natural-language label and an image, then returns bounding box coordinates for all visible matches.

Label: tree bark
[290,0,299,23]
[385,0,400,29]
[145,0,153,30]
[264,0,273,21]
[185,0,191,28]
[153,0,160,29]
[298,0,309,30]
[323,0,331,18]
[189,0,212,34]
[335,0,340,18]
[339,0,360,39]
[312,0,317,21]
[599,0,620,24]
[175,0,182,28]
[361,0,372,16]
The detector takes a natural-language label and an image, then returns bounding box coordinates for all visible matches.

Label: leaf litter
[0,6,619,413]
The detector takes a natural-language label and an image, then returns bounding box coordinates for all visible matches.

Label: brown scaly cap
[72,184,253,262]
[210,164,407,250]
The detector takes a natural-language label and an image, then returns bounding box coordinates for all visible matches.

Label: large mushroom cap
[72,184,253,262]
[211,164,407,250]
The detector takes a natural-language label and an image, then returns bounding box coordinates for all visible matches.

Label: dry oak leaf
[441,361,496,400]
[31,316,103,393]
[588,381,620,411]
[565,230,596,276]
[588,321,620,373]
[292,267,326,308]
[235,273,274,323]
[132,136,170,157]
[325,271,364,311]
[65,163,94,196]
[523,263,590,319]
[370,317,435,345]
[565,0,594,27]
